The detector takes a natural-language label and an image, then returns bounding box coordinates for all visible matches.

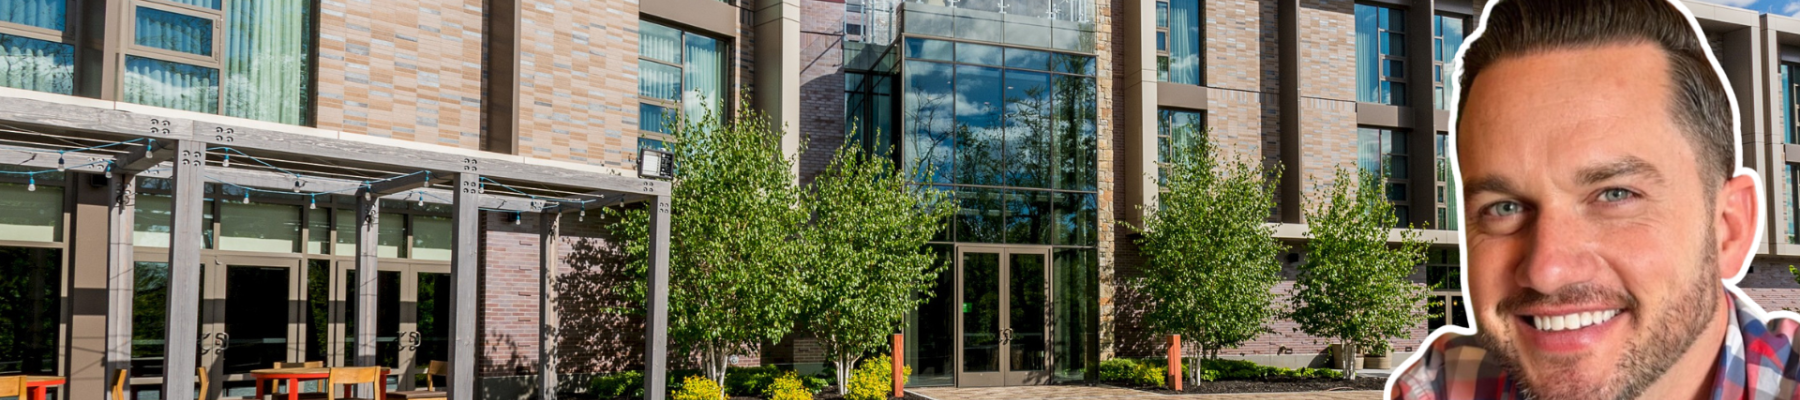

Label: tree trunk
[706,343,730,390]
[1189,344,1208,387]
[1341,341,1358,380]
[835,354,860,395]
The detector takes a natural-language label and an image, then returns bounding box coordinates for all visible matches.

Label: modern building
[4,0,1800,399]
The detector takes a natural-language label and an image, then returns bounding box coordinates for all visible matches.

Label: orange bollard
[893,334,905,398]
[1169,335,1182,391]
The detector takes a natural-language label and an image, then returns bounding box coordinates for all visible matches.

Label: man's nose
[1515,207,1600,294]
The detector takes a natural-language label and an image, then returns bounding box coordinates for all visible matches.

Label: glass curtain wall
[1155,109,1204,186]
[901,36,1099,384]
[845,71,898,158]
[0,179,63,376]
[1435,133,1457,230]
[0,0,75,94]
[1784,63,1798,144]
[1356,4,1406,105]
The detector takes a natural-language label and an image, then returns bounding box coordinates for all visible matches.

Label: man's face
[1458,43,1727,400]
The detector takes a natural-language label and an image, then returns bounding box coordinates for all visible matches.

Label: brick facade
[315,0,487,148]
[514,0,645,168]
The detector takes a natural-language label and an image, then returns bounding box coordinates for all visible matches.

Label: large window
[845,71,897,158]
[0,0,75,94]
[122,0,313,124]
[1435,132,1456,230]
[1432,14,1465,110]
[638,20,728,136]
[1155,108,1204,187]
[1155,0,1200,85]
[1788,164,1798,244]
[1358,127,1409,226]
[1356,4,1407,106]
[1783,63,1798,144]
[900,37,1098,246]
[0,246,61,376]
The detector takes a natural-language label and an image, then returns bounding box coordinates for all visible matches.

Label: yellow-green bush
[765,371,813,400]
[673,375,723,400]
[846,355,909,400]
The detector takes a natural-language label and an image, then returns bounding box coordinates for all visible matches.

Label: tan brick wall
[1096,0,1120,363]
[314,0,486,148]
[1297,0,1359,197]
[513,0,644,168]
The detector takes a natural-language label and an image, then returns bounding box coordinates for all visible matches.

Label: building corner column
[752,0,804,181]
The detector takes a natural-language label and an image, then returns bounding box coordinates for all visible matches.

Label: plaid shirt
[1389,290,1800,400]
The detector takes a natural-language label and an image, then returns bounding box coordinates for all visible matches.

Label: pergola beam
[160,140,204,399]
[366,172,439,196]
[116,138,175,173]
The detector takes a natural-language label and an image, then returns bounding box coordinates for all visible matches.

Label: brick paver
[908,385,1381,400]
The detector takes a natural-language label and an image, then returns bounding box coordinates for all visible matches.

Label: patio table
[23,376,63,400]
[251,367,389,400]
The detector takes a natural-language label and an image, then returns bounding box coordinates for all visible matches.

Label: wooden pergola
[0,95,676,400]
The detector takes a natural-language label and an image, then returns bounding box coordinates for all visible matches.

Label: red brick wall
[797,0,847,185]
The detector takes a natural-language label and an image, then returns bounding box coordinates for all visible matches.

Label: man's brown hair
[1456,0,1735,184]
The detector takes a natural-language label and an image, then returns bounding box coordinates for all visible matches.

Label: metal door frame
[327,259,450,390]
[201,253,305,398]
[953,245,1053,388]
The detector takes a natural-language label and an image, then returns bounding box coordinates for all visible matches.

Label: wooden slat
[104,174,136,390]
[450,173,480,400]
[643,194,672,400]
[160,140,204,398]
[539,212,560,400]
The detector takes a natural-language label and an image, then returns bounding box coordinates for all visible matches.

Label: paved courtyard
[908,386,1381,400]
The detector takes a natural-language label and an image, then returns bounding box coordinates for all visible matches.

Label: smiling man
[1387,0,1791,399]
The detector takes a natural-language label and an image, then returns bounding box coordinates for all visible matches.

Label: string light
[103,162,113,179]
[27,176,35,192]
[222,154,230,168]
[579,202,585,222]
[417,191,425,207]
[56,154,64,172]
[513,211,522,225]
[242,188,250,203]
[309,195,317,210]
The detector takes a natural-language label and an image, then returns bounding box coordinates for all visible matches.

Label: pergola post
[449,173,480,400]
[353,185,382,396]
[538,212,560,399]
[161,140,205,399]
[643,194,672,400]
[104,173,136,391]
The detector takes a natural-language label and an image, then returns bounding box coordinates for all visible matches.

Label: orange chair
[197,367,209,400]
[0,376,25,400]
[325,367,384,400]
[107,369,207,400]
[383,361,447,400]
[109,371,126,400]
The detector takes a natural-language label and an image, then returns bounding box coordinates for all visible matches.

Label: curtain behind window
[125,56,219,113]
[1166,0,1200,85]
[1356,5,1378,103]
[684,33,725,119]
[224,0,312,125]
[1,0,64,30]
[0,34,73,95]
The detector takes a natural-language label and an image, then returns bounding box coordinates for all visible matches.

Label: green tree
[604,99,812,386]
[1124,123,1286,387]
[800,141,954,394]
[1288,167,1432,380]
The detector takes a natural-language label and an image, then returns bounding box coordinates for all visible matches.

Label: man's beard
[1474,231,1721,400]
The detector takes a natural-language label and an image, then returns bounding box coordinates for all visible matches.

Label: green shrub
[1098,358,1139,382]
[588,370,645,398]
[673,375,723,400]
[766,371,813,400]
[1097,358,1167,387]
[847,355,909,400]
[724,365,783,396]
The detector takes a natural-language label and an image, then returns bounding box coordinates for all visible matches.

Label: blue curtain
[639,21,681,64]
[224,0,311,125]
[1166,0,1200,85]
[1356,5,1378,103]
[1,0,64,30]
[124,56,218,113]
[164,0,219,9]
[1784,64,1794,144]
[135,6,214,56]
[0,34,73,95]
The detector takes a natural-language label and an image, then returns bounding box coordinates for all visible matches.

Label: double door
[956,246,1052,387]
[324,260,452,391]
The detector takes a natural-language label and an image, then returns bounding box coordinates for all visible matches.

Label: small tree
[1125,124,1286,387]
[604,98,812,386]
[1288,167,1432,380]
[801,142,954,394]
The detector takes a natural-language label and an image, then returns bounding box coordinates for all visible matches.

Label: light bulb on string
[57,154,65,172]
[242,188,250,203]
[513,212,522,225]
[417,192,424,207]
[222,154,231,169]
[103,162,113,179]
[579,203,586,222]
[27,176,35,192]
[309,196,317,210]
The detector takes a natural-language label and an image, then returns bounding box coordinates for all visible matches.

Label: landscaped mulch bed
[564,387,930,400]
[1113,376,1387,394]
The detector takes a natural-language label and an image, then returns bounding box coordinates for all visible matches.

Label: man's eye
[1598,188,1635,202]
[1487,201,1523,217]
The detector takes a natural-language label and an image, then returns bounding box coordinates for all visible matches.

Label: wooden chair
[326,367,383,400]
[383,361,447,400]
[197,367,209,400]
[0,376,26,400]
[110,370,127,400]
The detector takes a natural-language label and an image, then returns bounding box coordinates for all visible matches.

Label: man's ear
[1715,173,1760,279]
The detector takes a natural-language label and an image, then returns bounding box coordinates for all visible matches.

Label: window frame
[1432,13,1466,111]
[1359,126,1410,225]
[0,2,64,44]
[125,0,226,68]
[636,18,733,142]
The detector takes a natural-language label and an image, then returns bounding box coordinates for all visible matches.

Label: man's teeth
[1531,310,1620,332]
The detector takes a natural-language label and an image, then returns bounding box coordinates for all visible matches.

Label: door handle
[400,331,422,351]
[1000,328,1013,346]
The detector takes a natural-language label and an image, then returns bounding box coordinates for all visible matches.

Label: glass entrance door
[329,260,450,391]
[199,255,304,398]
[955,246,1052,387]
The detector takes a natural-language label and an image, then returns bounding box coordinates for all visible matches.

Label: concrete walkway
[908,385,1382,400]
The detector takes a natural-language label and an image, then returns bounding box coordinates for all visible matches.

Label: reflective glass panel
[955,65,1003,186]
[1052,248,1096,381]
[124,55,219,113]
[1002,69,1051,188]
[0,247,60,374]
[411,215,452,260]
[2,0,64,30]
[639,21,682,64]
[1009,253,1046,371]
[906,244,956,386]
[0,182,61,242]
[955,42,1002,66]
[218,200,301,253]
[962,252,1000,372]
[0,33,75,95]
[956,187,1003,243]
[1003,190,1050,244]
[904,60,955,184]
[135,6,214,56]
[223,266,289,374]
